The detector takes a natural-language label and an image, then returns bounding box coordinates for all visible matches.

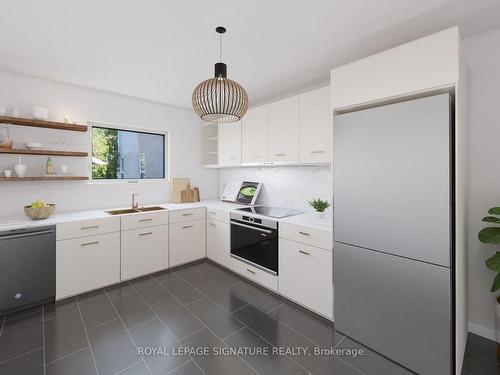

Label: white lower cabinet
[206,219,231,268]
[279,238,333,318]
[169,219,206,267]
[56,232,120,299]
[121,225,168,280]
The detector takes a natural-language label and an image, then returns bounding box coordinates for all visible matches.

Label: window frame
[87,121,169,184]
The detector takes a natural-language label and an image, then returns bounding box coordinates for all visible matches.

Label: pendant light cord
[219,32,223,62]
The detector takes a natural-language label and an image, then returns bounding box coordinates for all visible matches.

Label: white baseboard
[468,322,497,341]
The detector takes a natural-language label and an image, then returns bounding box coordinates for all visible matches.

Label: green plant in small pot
[308,198,330,219]
[478,207,500,355]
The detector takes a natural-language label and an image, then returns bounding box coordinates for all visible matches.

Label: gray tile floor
[0,259,497,375]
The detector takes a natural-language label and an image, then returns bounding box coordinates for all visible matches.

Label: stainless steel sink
[137,206,165,212]
[105,206,166,215]
[105,208,140,215]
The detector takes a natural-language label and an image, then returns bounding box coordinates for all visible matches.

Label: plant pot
[496,297,500,357]
[315,211,326,219]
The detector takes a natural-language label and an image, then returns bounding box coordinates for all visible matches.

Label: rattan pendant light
[192,26,248,123]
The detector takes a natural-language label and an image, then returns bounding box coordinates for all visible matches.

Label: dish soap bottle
[46,157,54,175]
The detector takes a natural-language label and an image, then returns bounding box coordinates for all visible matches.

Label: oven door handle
[230,221,273,234]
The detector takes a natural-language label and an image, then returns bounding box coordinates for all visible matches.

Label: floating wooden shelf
[0,116,87,132]
[0,148,88,157]
[0,176,88,181]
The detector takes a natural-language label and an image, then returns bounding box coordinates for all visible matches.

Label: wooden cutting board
[171,178,189,203]
[179,185,201,203]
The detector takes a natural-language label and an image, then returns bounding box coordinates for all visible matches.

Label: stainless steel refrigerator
[333,93,454,375]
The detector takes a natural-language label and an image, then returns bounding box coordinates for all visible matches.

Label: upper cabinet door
[219,121,241,167]
[267,96,300,163]
[242,106,268,164]
[299,86,331,164]
[330,27,459,110]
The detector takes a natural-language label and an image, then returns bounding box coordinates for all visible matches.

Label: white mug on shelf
[61,165,69,175]
[32,106,49,120]
[4,170,12,178]
[11,108,19,117]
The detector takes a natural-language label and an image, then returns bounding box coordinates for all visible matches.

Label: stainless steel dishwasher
[0,225,56,315]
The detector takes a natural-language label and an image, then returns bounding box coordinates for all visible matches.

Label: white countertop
[0,200,332,232]
[279,212,333,232]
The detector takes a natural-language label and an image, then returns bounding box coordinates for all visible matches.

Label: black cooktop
[236,206,302,219]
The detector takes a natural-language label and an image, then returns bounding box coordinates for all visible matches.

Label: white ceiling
[1,0,499,108]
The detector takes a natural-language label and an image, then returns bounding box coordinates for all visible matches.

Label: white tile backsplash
[219,165,332,213]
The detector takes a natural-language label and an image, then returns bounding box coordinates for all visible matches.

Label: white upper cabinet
[218,121,241,167]
[241,106,268,164]
[299,86,331,164]
[267,96,300,163]
[210,86,331,167]
[331,27,460,110]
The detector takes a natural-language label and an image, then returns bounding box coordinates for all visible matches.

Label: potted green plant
[478,207,500,356]
[308,198,330,219]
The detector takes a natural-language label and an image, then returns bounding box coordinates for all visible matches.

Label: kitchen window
[91,124,166,180]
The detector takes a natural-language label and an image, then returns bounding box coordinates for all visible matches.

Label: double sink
[105,206,166,215]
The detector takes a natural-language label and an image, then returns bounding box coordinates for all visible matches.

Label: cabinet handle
[298,250,311,255]
[182,213,193,216]
[298,231,310,236]
[310,150,325,154]
[182,225,194,229]
[81,225,99,230]
[209,223,217,227]
[275,153,286,156]
[208,211,217,215]
[246,268,256,274]
[139,218,153,222]
[139,232,153,237]
[81,241,99,247]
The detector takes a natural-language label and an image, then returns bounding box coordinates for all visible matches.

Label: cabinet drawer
[230,257,278,292]
[169,208,206,224]
[56,217,120,240]
[169,219,206,267]
[121,225,168,280]
[121,211,168,231]
[279,239,332,318]
[206,208,230,223]
[56,232,120,299]
[207,220,230,267]
[280,222,332,250]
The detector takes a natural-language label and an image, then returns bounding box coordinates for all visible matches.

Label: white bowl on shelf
[25,142,44,149]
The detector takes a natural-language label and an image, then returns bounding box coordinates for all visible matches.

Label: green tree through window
[92,127,119,179]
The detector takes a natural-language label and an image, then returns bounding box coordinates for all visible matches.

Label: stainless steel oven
[230,212,278,275]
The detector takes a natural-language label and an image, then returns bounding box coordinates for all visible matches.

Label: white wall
[463,27,500,340]
[219,165,332,213]
[0,70,218,217]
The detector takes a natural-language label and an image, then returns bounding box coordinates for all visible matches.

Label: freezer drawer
[334,242,451,375]
[0,226,56,314]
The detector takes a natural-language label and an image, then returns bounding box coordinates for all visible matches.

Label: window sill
[87,178,169,185]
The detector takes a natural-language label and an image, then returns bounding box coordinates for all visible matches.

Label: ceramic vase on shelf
[14,156,27,178]
[0,126,13,148]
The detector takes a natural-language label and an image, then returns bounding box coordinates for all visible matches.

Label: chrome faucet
[132,193,139,209]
